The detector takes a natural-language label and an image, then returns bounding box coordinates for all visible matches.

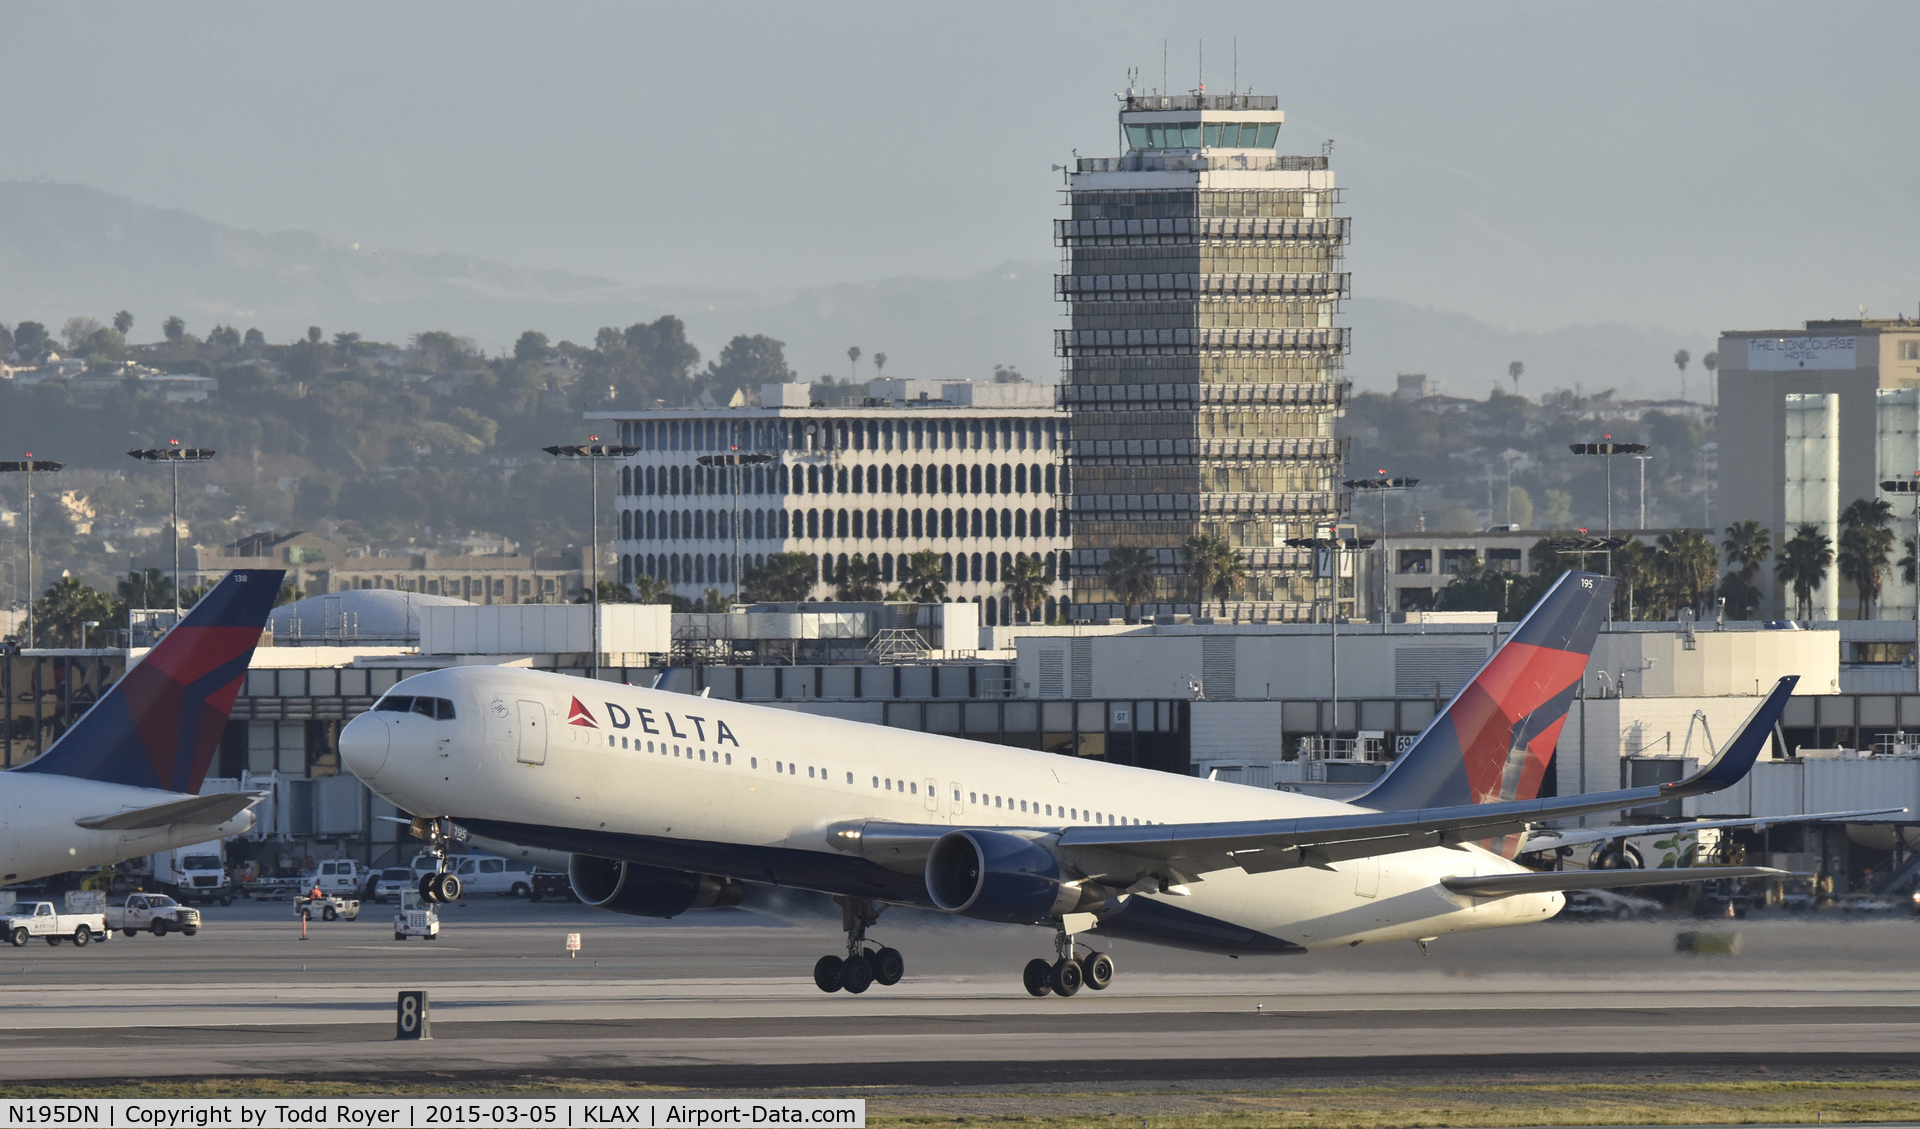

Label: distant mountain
[1345,297,1707,403]
[0,181,1704,400]
[0,182,1059,385]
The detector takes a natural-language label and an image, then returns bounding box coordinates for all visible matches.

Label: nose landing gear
[1024,920,1114,998]
[410,816,465,904]
[812,897,906,994]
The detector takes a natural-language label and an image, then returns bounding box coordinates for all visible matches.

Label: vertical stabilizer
[17,569,284,792]
[1357,570,1615,814]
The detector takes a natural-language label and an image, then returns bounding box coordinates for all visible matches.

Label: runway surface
[3,895,1917,1086]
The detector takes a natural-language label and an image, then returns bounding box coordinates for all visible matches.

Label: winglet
[1666,675,1797,797]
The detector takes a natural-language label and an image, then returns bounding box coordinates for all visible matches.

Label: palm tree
[743,551,817,602]
[1673,348,1691,401]
[846,346,861,382]
[1775,523,1834,621]
[1902,534,1918,589]
[1101,545,1158,623]
[112,310,133,335]
[1183,532,1245,617]
[701,587,735,613]
[1507,360,1523,396]
[1719,520,1772,619]
[632,575,676,604]
[899,549,948,603]
[1655,529,1717,619]
[1611,538,1660,619]
[833,555,883,602]
[1002,554,1050,623]
[1839,497,1896,618]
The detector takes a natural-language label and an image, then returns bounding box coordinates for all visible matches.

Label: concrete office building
[588,379,1073,624]
[1059,89,1351,622]
[1716,317,1920,619]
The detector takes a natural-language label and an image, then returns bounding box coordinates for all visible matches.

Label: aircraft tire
[841,953,874,994]
[418,874,441,903]
[1082,951,1115,990]
[431,873,462,904]
[1022,958,1054,997]
[812,955,845,993]
[1050,957,1083,997]
[871,947,905,986]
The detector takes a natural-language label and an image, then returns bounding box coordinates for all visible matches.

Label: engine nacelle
[567,854,743,918]
[925,829,1078,923]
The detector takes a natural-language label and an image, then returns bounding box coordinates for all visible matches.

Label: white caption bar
[0,1099,864,1129]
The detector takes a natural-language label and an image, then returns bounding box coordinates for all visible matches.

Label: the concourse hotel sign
[1748,335,1857,370]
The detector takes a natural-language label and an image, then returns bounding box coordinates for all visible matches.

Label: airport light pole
[1881,475,1920,692]
[1569,439,1648,574]
[1286,532,1374,753]
[0,454,64,648]
[127,442,215,624]
[544,438,639,678]
[1343,474,1418,632]
[696,450,773,606]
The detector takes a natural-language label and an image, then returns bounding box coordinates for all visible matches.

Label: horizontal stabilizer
[1443,865,1785,897]
[75,791,263,831]
[1521,808,1908,854]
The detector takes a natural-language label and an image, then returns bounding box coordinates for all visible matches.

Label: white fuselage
[342,667,1558,953]
[0,774,255,886]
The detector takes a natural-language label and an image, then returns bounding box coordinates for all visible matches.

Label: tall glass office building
[1060,91,1351,622]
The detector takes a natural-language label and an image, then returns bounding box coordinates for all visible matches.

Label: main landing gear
[1023,921,1115,998]
[411,816,464,904]
[812,897,905,994]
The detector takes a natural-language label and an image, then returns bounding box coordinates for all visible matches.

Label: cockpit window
[373,694,454,719]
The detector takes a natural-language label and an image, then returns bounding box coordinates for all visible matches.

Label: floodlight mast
[0,455,64,648]
[697,450,774,605]
[1285,532,1374,755]
[544,439,639,678]
[127,442,216,624]
[1342,475,1418,632]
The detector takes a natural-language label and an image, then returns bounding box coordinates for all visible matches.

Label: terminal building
[589,378,1073,625]
[1060,90,1351,622]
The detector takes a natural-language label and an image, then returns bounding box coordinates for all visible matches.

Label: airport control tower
[1060,89,1351,622]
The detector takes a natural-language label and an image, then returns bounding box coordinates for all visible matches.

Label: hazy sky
[4,1,1917,338]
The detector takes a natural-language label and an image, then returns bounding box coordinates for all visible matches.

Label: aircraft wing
[1054,677,1798,880]
[75,791,264,831]
[1519,808,1908,855]
[1442,865,1787,897]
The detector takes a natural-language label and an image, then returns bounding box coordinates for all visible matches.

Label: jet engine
[567,854,743,918]
[924,829,1080,923]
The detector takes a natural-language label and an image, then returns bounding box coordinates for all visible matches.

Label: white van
[411,853,532,897]
[299,859,370,898]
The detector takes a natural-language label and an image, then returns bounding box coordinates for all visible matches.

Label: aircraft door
[516,700,548,765]
[924,778,940,813]
[1352,857,1380,899]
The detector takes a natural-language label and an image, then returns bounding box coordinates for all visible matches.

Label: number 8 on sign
[396,990,430,1040]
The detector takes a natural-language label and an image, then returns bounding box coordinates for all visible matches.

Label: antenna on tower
[1198,39,1204,95]
[1162,40,1167,97]
[1232,38,1238,103]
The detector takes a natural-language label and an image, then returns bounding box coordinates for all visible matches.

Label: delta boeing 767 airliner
[341,571,1810,997]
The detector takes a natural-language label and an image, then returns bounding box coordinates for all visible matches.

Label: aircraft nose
[340,713,391,781]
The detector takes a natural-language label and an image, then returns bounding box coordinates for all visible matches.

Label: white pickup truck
[104,894,202,937]
[2,902,109,947]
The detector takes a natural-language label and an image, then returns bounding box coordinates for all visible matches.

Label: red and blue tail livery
[1358,570,1616,814]
[17,569,284,792]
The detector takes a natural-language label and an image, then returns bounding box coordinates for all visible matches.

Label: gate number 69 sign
[396,990,431,1040]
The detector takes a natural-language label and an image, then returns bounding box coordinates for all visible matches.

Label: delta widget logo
[567,698,599,728]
